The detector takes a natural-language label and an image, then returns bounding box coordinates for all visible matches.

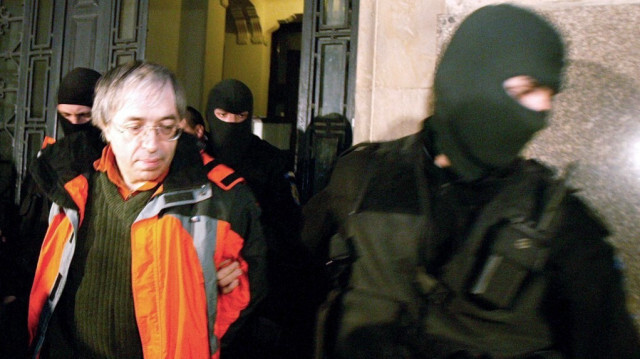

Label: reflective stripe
[135,183,219,354]
[168,211,219,354]
[32,205,79,357]
[136,184,212,222]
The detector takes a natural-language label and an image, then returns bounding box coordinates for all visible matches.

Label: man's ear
[195,124,205,139]
[102,125,111,143]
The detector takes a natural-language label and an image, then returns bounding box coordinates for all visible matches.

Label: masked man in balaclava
[54,67,103,142]
[21,67,104,274]
[302,4,640,359]
[206,79,320,359]
[0,67,103,358]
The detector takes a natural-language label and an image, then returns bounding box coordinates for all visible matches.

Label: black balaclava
[57,67,102,140]
[428,4,565,181]
[205,79,253,166]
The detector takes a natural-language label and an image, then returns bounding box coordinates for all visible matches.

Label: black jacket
[212,135,322,359]
[303,132,640,358]
[229,135,301,243]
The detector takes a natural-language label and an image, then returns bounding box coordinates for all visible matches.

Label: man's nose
[532,92,553,112]
[67,115,81,124]
[140,127,160,150]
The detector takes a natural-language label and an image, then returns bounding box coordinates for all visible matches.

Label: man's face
[104,85,180,190]
[57,104,92,124]
[214,108,249,123]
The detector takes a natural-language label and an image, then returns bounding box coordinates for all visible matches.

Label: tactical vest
[320,144,566,359]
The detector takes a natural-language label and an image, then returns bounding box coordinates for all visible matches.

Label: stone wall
[353,0,444,143]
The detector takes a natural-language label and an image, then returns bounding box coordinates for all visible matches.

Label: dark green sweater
[45,172,152,358]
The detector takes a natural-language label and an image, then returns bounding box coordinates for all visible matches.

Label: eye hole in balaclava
[429,4,565,181]
[205,79,254,167]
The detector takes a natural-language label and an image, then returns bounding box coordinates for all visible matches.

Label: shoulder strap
[535,162,576,234]
[204,159,245,190]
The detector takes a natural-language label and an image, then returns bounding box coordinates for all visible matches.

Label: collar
[93,145,166,199]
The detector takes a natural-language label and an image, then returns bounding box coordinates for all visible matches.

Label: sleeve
[261,161,302,251]
[300,145,377,300]
[301,189,337,262]
[549,198,640,358]
[215,185,267,345]
[301,144,374,261]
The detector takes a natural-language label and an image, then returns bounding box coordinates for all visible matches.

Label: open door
[296,0,359,203]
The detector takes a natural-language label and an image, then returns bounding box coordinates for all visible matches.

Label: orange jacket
[27,135,266,358]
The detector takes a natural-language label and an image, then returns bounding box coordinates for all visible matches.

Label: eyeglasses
[111,122,183,141]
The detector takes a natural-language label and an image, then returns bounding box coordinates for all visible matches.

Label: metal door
[297,0,358,202]
[0,0,148,202]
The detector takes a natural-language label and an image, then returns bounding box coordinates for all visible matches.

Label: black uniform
[302,5,640,358]
[206,79,319,359]
[303,131,640,358]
